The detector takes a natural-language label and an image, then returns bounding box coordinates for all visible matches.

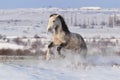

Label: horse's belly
[65,41,80,50]
[65,35,80,50]
[66,44,79,50]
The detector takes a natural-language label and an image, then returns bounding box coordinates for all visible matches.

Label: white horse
[46,14,87,60]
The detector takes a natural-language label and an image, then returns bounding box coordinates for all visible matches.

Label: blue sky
[0,0,120,9]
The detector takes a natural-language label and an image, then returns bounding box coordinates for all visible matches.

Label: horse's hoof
[57,47,61,51]
[59,54,65,58]
[46,56,50,61]
[46,53,51,61]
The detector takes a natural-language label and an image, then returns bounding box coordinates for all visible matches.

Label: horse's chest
[52,34,65,45]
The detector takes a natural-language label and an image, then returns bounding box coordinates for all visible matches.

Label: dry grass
[0,49,33,56]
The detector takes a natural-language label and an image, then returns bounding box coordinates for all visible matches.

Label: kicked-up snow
[0,58,120,80]
[0,49,120,80]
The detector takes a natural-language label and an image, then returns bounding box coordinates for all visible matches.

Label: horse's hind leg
[46,42,54,60]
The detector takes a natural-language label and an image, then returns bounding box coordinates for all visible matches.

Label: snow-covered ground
[0,43,23,49]
[0,8,120,80]
[0,58,120,80]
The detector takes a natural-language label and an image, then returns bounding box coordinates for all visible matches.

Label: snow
[69,27,120,38]
[80,7,101,10]
[0,60,120,80]
[0,43,23,49]
[0,8,120,80]
[0,49,120,80]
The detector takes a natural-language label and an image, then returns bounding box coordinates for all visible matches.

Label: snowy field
[0,8,120,80]
[0,61,120,80]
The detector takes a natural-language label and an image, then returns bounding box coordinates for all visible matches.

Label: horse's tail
[80,36,87,58]
[80,42,87,58]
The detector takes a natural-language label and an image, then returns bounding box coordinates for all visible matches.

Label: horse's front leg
[57,43,67,57]
[46,42,54,60]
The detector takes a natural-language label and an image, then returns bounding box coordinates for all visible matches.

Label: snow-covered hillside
[0,8,120,80]
[0,8,120,37]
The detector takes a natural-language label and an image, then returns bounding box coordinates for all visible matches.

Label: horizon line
[0,6,120,10]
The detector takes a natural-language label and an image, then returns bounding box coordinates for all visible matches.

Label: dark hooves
[59,54,65,58]
[57,46,61,51]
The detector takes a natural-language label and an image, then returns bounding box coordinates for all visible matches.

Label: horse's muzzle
[47,28,53,33]
[47,28,51,32]
[47,27,50,31]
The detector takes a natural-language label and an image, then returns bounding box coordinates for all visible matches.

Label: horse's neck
[54,26,64,34]
[54,30,64,36]
[54,25,70,37]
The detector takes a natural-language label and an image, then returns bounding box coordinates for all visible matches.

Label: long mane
[50,14,70,34]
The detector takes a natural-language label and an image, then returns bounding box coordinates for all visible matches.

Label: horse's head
[47,14,70,34]
[47,14,62,32]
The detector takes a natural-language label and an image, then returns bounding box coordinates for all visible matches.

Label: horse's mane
[50,14,70,34]
[50,13,58,17]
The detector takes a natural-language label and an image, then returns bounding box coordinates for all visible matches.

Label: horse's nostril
[48,29,51,31]
[47,28,52,32]
[47,27,50,31]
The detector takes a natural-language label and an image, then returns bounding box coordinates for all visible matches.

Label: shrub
[0,49,15,55]
[31,40,44,49]
[13,37,26,46]
[16,49,32,56]
[0,49,33,56]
